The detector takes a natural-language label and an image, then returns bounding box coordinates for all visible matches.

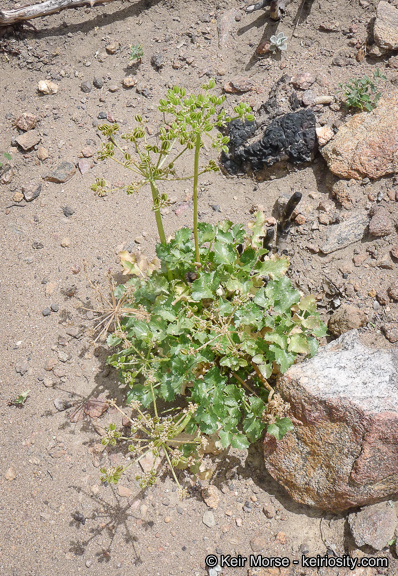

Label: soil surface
[1,0,397,574]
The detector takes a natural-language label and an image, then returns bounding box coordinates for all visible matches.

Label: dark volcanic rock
[223,109,317,173]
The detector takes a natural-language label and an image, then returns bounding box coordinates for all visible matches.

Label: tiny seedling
[269,32,288,52]
[130,44,144,62]
[0,151,12,170]
[8,390,30,407]
[339,69,386,112]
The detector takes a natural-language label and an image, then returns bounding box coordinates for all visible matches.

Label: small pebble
[51,303,59,313]
[42,308,51,317]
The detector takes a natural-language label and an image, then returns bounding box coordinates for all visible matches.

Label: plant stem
[193,132,201,267]
[149,181,167,245]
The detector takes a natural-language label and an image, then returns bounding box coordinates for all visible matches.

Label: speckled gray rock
[43,162,76,183]
[374,1,398,51]
[264,330,398,511]
[348,502,397,550]
[320,212,369,254]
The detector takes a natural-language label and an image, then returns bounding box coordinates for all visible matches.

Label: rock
[15,360,29,375]
[202,485,220,509]
[316,125,334,146]
[382,323,398,343]
[63,205,75,217]
[290,72,315,90]
[15,130,41,151]
[105,42,119,54]
[118,485,133,498]
[5,465,17,481]
[22,184,41,202]
[217,9,238,48]
[353,253,368,267]
[348,502,397,550]
[331,180,353,208]
[388,281,398,300]
[264,330,398,511]
[42,307,51,317]
[43,377,54,388]
[314,95,334,105]
[43,161,76,183]
[13,191,24,202]
[54,398,74,411]
[37,80,58,95]
[250,535,268,552]
[302,89,315,106]
[122,77,136,89]
[374,1,398,51]
[202,510,216,528]
[80,147,94,158]
[223,78,255,94]
[369,205,394,237]
[44,358,57,371]
[78,159,91,174]
[328,304,367,336]
[262,503,276,518]
[151,53,165,70]
[320,212,368,254]
[37,146,49,161]
[93,77,104,89]
[80,80,92,93]
[256,41,271,55]
[61,237,71,248]
[322,92,398,180]
[16,113,37,131]
[223,109,317,174]
[50,304,59,313]
[108,84,119,93]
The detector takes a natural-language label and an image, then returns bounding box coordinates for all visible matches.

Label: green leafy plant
[339,69,386,112]
[269,32,288,52]
[0,151,12,170]
[130,44,144,62]
[8,390,30,407]
[94,80,253,262]
[100,213,327,491]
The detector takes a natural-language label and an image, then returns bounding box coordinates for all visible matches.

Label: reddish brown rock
[290,72,315,90]
[264,331,398,511]
[16,112,37,131]
[321,92,398,180]
[348,502,397,551]
[223,78,255,94]
[388,281,398,301]
[328,304,366,336]
[15,130,41,151]
[369,205,394,237]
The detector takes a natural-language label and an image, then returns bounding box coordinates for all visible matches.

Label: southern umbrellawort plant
[339,68,386,112]
[93,80,254,266]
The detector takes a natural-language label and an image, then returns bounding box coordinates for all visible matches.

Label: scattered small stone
[122,77,136,89]
[16,113,37,131]
[37,80,59,94]
[202,510,216,528]
[108,84,119,93]
[98,111,107,120]
[164,516,171,523]
[320,213,368,254]
[223,78,255,94]
[118,485,133,498]
[23,184,41,202]
[37,146,49,161]
[235,517,243,527]
[106,42,119,54]
[78,159,92,174]
[328,304,367,336]
[353,253,368,267]
[81,80,92,93]
[382,323,398,343]
[15,360,29,375]
[348,501,397,551]
[42,307,51,317]
[61,238,71,248]
[93,77,104,89]
[15,130,41,151]
[290,72,315,90]
[5,465,17,481]
[85,560,93,568]
[263,503,276,518]
[54,398,74,411]
[50,303,59,313]
[388,281,398,300]
[13,191,24,202]
[43,377,54,388]
[63,206,75,217]
[151,53,165,70]
[44,358,58,371]
[250,535,267,552]
[44,162,76,183]
[65,326,80,338]
[314,95,334,105]
[316,125,334,146]
[302,89,315,106]
[202,485,220,509]
[275,531,286,545]
[369,205,393,237]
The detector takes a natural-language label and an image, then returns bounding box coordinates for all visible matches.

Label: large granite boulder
[264,330,398,511]
[321,92,398,180]
[374,1,398,52]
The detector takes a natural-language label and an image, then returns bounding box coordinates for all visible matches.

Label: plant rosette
[106,213,327,469]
